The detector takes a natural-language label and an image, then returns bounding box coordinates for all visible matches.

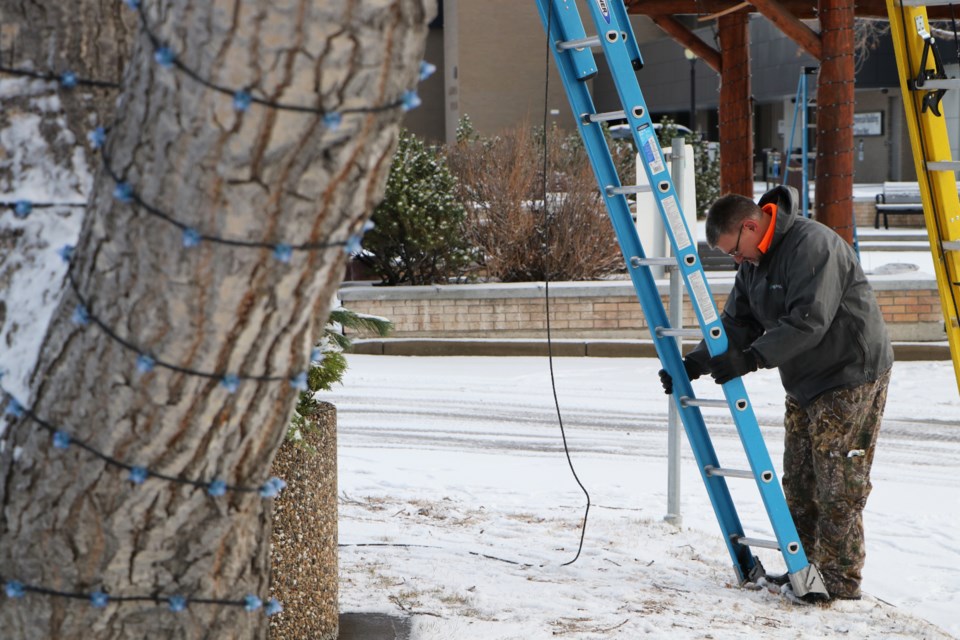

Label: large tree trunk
[0,1,430,638]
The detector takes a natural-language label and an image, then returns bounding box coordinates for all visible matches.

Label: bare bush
[448,123,624,282]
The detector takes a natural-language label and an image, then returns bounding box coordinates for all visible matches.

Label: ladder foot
[788,563,829,599]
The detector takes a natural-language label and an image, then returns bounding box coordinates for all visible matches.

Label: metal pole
[690,58,696,132]
[665,136,686,527]
[801,71,809,218]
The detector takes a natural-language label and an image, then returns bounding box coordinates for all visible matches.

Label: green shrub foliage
[357,130,473,285]
[287,309,392,445]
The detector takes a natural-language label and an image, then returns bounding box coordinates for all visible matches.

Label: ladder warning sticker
[687,271,718,325]
[661,195,691,251]
[638,128,665,175]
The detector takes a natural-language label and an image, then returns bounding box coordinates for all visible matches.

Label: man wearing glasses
[659,185,893,605]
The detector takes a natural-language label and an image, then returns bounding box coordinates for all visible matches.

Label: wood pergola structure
[626,0,947,243]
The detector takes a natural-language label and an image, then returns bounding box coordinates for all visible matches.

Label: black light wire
[541,0,590,567]
[897,0,960,317]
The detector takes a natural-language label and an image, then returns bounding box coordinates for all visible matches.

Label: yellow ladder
[888,0,960,394]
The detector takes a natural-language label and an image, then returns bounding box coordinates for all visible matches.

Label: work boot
[764,572,790,586]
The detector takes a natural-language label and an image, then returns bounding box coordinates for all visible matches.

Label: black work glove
[658,358,705,395]
[708,348,759,384]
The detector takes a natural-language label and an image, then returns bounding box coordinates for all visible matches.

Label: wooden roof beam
[649,15,722,72]
[629,0,960,19]
[749,0,822,60]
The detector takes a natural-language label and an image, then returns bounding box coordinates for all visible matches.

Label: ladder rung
[943,240,960,251]
[927,161,960,171]
[586,110,626,123]
[734,536,780,551]
[704,465,753,480]
[630,257,676,267]
[679,396,727,409]
[656,327,702,339]
[607,185,651,196]
[900,0,960,5]
[913,78,960,90]
[557,35,600,51]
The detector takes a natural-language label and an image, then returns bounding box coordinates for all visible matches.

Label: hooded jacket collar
[755,185,800,265]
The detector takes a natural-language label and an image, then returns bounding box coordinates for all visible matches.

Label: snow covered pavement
[330,355,959,639]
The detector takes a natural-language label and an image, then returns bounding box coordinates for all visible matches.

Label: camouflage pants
[781,369,891,599]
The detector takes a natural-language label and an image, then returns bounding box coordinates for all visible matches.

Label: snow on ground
[0,79,90,403]
[329,355,959,639]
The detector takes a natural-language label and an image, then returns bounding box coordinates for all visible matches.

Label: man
[659,185,893,604]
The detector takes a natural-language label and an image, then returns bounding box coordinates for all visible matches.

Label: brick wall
[854,198,926,230]
[339,277,946,342]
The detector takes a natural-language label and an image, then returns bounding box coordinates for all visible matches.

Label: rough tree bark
[0,1,431,639]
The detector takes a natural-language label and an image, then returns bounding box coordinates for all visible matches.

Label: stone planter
[269,402,338,640]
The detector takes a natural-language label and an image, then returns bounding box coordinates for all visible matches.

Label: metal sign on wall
[854,111,884,136]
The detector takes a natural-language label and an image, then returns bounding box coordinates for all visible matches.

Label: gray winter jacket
[689,185,893,407]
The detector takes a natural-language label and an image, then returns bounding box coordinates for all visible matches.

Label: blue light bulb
[71,304,91,326]
[4,398,24,419]
[323,112,342,131]
[128,466,148,484]
[154,47,175,68]
[52,431,71,449]
[401,90,422,112]
[419,61,437,81]
[310,347,322,362]
[113,182,133,203]
[259,476,286,498]
[221,375,239,394]
[182,228,201,248]
[136,354,156,374]
[60,71,78,89]
[273,244,293,263]
[88,127,107,149]
[168,595,187,612]
[207,479,227,497]
[265,598,283,616]
[90,591,109,608]
[344,233,362,254]
[4,581,25,599]
[244,594,263,612]
[13,200,32,218]
[233,90,252,112]
[289,371,307,391]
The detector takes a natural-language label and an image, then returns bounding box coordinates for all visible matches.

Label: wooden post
[816,0,855,244]
[718,12,753,197]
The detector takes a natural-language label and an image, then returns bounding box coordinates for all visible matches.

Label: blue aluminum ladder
[534,0,827,598]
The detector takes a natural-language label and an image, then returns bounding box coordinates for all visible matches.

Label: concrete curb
[349,339,951,361]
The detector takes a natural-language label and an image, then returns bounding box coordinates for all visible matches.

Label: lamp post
[684,49,697,132]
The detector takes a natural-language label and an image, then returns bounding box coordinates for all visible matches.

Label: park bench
[875,182,924,229]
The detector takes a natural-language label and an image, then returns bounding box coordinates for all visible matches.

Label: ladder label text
[661,195,691,251]
[688,271,718,325]
[593,0,612,24]
[639,128,665,175]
